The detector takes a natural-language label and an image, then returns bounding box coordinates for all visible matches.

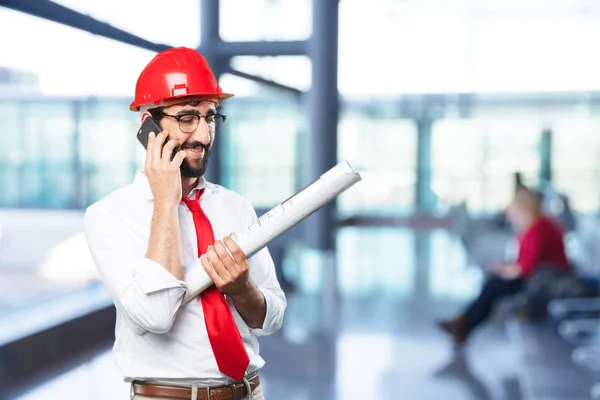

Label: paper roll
[183,160,362,303]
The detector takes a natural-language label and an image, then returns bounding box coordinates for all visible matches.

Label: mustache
[180,141,210,150]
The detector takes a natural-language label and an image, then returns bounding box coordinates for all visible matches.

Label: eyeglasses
[162,112,226,133]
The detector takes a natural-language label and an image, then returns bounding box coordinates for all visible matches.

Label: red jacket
[516,215,570,278]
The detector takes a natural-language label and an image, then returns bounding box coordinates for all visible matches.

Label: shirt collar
[134,170,212,201]
[187,179,207,200]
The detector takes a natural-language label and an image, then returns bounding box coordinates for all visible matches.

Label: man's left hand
[201,234,250,296]
[493,263,521,280]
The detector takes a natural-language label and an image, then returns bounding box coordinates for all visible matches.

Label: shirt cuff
[249,287,284,336]
[133,258,188,295]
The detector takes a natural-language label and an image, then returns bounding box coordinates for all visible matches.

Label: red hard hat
[130,47,233,111]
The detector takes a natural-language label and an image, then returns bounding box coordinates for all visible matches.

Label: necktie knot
[181,196,202,213]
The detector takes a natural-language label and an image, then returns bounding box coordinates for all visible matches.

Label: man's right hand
[144,131,186,208]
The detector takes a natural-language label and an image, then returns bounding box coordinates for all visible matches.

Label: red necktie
[181,190,250,382]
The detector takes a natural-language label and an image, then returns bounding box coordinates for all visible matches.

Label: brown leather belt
[133,374,260,400]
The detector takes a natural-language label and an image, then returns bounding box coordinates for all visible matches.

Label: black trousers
[465,276,525,331]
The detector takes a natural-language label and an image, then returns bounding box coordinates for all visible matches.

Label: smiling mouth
[184,147,205,157]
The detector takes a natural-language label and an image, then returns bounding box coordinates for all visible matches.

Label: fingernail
[149,131,155,137]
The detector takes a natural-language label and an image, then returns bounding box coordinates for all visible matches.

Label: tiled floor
[10,227,526,400]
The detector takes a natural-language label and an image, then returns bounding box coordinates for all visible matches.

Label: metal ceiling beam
[226,68,304,98]
[0,0,170,53]
[218,40,307,57]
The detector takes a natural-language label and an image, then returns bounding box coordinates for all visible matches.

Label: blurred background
[2,0,600,399]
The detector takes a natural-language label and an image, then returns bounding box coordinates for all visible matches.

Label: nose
[191,118,211,145]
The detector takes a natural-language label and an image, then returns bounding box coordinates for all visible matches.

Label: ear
[140,112,152,124]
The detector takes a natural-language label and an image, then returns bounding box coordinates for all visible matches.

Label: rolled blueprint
[183,160,362,304]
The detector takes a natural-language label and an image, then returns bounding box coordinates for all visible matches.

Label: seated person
[438,186,571,345]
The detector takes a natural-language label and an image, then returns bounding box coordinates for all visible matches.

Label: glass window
[339,1,472,96]
[24,102,78,208]
[220,96,303,208]
[0,101,77,208]
[432,117,541,214]
[220,0,311,41]
[338,1,600,96]
[551,117,600,213]
[0,99,142,209]
[0,102,22,207]
[52,0,201,48]
[473,12,600,93]
[431,118,485,213]
[0,7,158,97]
[79,100,141,205]
[218,74,263,98]
[230,56,311,92]
[338,114,418,216]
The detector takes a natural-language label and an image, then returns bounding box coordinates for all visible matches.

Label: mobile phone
[137,117,179,160]
[137,117,163,149]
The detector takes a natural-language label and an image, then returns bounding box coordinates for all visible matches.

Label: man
[438,186,570,345]
[85,47,286,400]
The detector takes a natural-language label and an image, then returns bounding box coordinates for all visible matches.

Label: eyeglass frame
[160,112,227,133]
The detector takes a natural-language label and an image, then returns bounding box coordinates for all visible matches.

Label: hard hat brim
[163,93,234,107]
[131,93,234,112]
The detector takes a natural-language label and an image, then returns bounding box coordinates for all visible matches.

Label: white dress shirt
[84,171,286,385]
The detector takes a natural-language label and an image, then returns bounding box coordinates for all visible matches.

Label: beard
[179,141,211,178]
